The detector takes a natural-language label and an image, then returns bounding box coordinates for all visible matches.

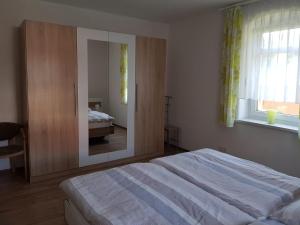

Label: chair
[0,122,27,180]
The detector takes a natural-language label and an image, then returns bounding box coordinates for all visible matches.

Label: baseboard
[166,144,188,152]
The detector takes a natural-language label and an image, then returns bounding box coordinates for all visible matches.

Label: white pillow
[271,199,300,225]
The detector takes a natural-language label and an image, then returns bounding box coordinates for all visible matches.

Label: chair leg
[24,151,28,181]
[10,157,16,173]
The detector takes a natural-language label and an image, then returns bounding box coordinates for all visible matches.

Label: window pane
[262,32,270,49]
[270,30,288,49]
[259,28,300,103]
[288,28,300,49]
[262,28,300,50]
[258,100,299,116]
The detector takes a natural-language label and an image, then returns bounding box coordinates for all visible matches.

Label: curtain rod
[219,0,261,11]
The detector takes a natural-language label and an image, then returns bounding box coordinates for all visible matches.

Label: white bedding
[88,110,114,129]
[88,110,114,123]
[60,163,256,225]
[151,149,300,219]
[60,149,300,225]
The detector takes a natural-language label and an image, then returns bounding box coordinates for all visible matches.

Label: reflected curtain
[120,44,128,104]
[220,7,243,127]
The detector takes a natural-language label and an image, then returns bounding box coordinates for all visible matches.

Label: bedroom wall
[167,10,300,178]
[109,43,128,128]
[88,40,109,113]
[0,0,169,170]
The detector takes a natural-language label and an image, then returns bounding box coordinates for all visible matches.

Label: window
[258,101,299,116]
[239,8,300,128]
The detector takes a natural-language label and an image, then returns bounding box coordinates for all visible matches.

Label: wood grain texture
[23,21,78,178]
[135,36,167,156]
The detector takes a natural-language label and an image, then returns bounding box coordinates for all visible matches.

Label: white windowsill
[237,118,298,134]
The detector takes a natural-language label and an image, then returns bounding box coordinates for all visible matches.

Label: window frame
[238,99,299,127]
[239,24,300,128]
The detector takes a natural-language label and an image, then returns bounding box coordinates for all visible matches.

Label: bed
[88,110,114,139]
[60,149,300,225]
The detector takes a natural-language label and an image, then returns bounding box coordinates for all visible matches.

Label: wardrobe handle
[74,83,77,117]
[135,84,138,112]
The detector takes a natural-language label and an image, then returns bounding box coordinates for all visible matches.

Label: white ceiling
[43,0,242,23]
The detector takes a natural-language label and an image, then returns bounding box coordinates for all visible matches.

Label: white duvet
[61,163,256,225]
[60,149,300,225]
[88,110,114,122]
[151,149,300,219]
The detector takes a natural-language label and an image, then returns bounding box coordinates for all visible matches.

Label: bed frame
[64,200,90,225]
[89,125,114,139]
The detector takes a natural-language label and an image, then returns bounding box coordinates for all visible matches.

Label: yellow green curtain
[120,44,128,104]
[220,7,243,127]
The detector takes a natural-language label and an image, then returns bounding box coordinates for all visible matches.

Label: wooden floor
[0,171,67,225]
[0,145,186,225]
[89,126,127,155]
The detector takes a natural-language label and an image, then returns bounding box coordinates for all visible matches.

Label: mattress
[151,149,300,219]
[60,163,256,225]
[65,199,90,225]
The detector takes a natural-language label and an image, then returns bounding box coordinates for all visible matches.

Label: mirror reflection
[87,40,128,155]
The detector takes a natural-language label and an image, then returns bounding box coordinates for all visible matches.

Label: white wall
[167,10,300,178]
[0,0,169,170]
[88,40,109,113]
[109,43,128,128]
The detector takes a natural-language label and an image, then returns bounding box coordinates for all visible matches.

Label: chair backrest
[0,122,23,141]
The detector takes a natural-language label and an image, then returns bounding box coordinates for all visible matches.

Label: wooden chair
[0,122,27,180]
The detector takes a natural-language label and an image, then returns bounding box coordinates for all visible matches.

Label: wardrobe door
[24,21,78,177]
[135,36,167,156]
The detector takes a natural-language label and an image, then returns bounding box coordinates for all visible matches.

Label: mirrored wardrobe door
[87,39,112,156]
[77,27,135,167]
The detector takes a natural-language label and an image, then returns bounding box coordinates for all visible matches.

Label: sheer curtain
[240,0,300,103]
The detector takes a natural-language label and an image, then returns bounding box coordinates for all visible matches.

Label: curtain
[239,0,300,137]
[120,44,128,104]
[220,7,243,127]
[240,0,300,103]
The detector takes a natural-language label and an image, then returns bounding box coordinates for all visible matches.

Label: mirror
[77,28,135,167]
[87,40,129,156]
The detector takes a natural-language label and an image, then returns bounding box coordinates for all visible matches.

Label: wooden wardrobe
[23,21,78,180]
[22,20,167,181]
[135,37,166,156]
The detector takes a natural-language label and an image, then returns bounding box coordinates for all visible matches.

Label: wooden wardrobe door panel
[24,21,78,176]
[135,37,166,156]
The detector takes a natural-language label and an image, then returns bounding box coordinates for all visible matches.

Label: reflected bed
[88,110,114,139]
